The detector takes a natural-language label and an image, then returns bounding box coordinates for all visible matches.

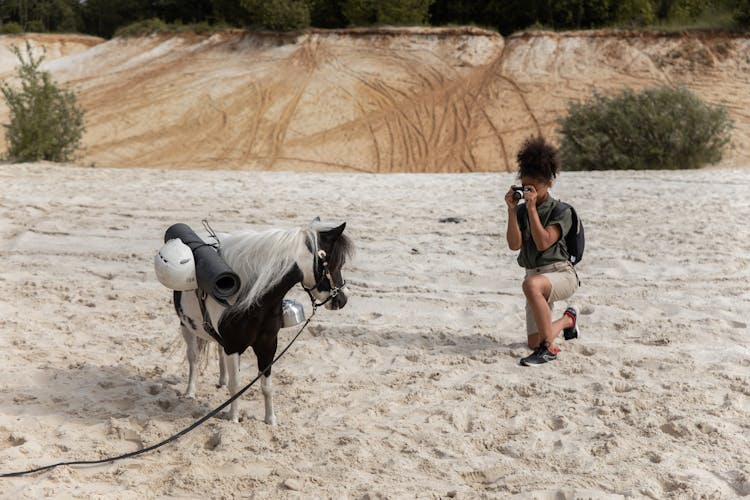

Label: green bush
[1,22,24,34]
[114,18,168,37]
[241,0,311,31]
[557,86,733,170]
[1,42,86,163]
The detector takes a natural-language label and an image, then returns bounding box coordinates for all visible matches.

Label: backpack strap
[551,200,570,220]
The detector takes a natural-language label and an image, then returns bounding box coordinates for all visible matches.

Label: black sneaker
[563,305,579,341]
[520,342,558,366]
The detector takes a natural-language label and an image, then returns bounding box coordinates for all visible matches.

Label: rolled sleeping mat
[164,223,241,302]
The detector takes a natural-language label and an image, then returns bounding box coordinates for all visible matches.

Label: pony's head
[219,219,353,313]
[300,218,353,310]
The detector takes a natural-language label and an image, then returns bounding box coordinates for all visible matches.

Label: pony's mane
[219,221,353,312]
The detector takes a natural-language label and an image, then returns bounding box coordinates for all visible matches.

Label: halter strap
[302,249,346,308]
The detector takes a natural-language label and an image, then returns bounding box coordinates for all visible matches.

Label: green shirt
[516,196,572,269]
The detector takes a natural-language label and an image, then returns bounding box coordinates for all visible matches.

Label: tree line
[0,0,748,39]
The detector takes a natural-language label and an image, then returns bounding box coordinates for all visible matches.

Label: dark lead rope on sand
[0,307,317,478]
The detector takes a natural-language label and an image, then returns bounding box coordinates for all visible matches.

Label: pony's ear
[321,222,346,241]
[311,216,321,223]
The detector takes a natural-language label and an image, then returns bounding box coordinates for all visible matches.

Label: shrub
[1,22,24,34]
[1,42,86,163]
[241,0,311,31]
[114,18,168,37]
[557,86,733,170]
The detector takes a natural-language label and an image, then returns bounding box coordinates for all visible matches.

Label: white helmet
[154,239,197,291]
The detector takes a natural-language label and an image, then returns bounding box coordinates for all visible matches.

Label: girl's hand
[524,184,538,206]
[504,186,518,209]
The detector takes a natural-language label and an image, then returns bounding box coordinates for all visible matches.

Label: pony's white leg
[226,353,240,422]
[217,349,227,387]
[180,326,198,399]
[261,374,277,426]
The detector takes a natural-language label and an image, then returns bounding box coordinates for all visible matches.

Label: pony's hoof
[265,415,277,426]
[183,392,196,400]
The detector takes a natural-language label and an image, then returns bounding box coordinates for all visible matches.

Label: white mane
[217,221,342,311]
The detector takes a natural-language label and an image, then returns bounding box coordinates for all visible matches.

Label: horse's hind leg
[225,353,241,422]
[180,325,198,399]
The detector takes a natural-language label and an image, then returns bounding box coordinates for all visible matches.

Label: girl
[505,136,580,366]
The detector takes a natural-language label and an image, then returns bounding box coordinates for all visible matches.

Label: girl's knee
[523,275,551,298]
[522,277,541,296]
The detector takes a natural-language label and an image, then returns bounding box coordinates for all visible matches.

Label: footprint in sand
[461,464,509,485]
[1,431,27,450]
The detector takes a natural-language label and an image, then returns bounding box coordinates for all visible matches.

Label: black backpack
[517,201,584,266]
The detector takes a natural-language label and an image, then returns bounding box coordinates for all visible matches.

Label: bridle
[302,248,346,309]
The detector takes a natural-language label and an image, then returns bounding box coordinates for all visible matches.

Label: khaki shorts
[524,261,578,335]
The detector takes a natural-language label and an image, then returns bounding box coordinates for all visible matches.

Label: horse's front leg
[260,374,277,426]
[254,336,279,425]
[225,353,241,422]
[180,326,198,399]
[217,348,227,388]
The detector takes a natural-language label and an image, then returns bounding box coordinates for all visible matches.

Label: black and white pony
[173,219,353,423]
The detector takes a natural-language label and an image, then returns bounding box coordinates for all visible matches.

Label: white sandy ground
[0,163,748,498]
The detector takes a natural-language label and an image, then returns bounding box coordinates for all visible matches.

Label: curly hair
[516,136,560,182]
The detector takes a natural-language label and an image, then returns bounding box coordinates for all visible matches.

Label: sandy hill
[1,28,749,172]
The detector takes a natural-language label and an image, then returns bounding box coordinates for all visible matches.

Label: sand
[1,162,748,498]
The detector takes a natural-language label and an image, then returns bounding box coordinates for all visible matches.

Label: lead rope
[0,305,318,478]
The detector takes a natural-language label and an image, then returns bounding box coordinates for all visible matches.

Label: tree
[734,0,750,26]
[309,0,348,28]
[342,0,434,26]
[615,0,656,26]
[0,0,82,32]
[80,0,151,38]
[1,42,86,163]
[210,0,254,26]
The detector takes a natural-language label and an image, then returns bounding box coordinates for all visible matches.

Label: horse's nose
[332,291,347,309]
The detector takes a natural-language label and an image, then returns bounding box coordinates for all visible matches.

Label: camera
[512,185,530,201]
